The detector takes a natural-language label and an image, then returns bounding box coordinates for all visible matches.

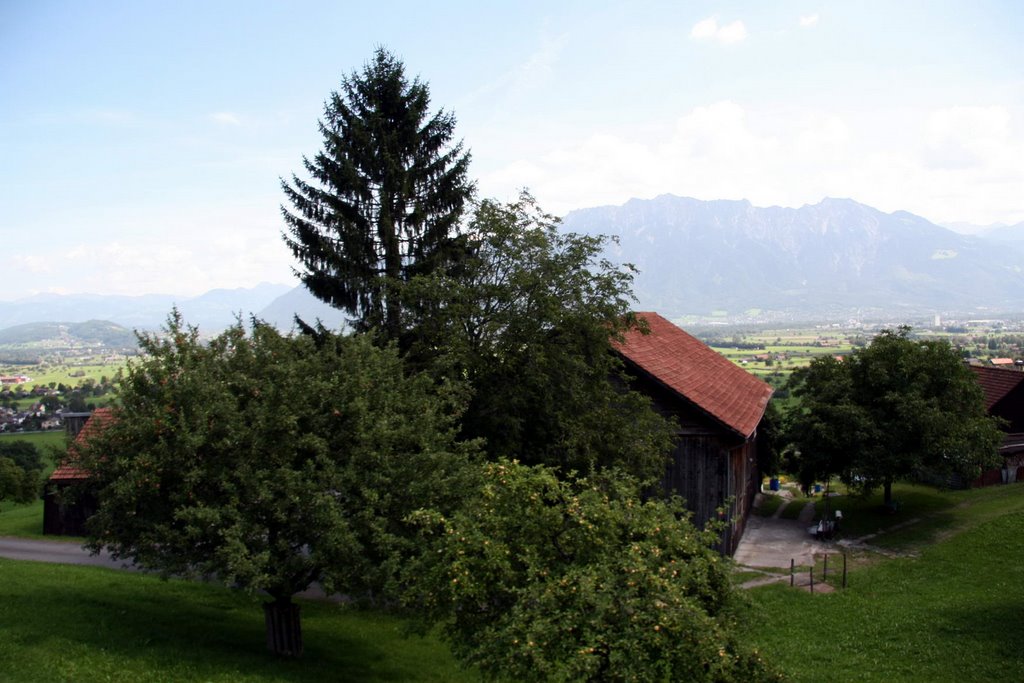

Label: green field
[1,358,127,392]
[0,559,477,682]
[0,430,67,452]
[743,482,1024,682]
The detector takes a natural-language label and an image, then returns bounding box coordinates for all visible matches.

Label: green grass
[0,558,478,682]
[754,493,785,517]
[0,499,47,538]
[777,495,813,520]
[18,360,127,392]
[0,430,68,452]
[742,483,1024,682]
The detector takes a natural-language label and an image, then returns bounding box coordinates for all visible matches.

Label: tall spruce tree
[281,48,473,338]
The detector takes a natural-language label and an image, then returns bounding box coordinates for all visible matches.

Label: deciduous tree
[407,461,780,682]
[281,47,473,338]
[402,193,675,481]
[0,441,41,505]
[786,327,1003,505]
[75,312,475,656]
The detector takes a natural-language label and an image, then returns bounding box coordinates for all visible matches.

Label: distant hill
[256,287,349,331]
[982,221,1024,251]
[0,283,293,331]
[0,320,137,348]
[561,196,1024,319]
[0,283,354,334]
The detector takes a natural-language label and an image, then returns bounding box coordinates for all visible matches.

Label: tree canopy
[281,47,473,338]
[407,460,780,682]
[0,441,41,506]
[786,327,1003,504]
[75,312,476,656]
[402,193,675,481]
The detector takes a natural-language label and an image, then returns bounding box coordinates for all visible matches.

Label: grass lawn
[0,558,478,682]
[0,430,68,453]
[0,499,48,538]
[754,493,785,517]
[742,482,1024,682]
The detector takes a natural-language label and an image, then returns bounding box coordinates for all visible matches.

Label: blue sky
[2,0,1022,299]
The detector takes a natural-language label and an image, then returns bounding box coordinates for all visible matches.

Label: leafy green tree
[0,441,41,505]
[75,312,476,656]
[407,461,780,682]
[786,327,1003,505]
[402,193,675,481]
[281,47,473,338]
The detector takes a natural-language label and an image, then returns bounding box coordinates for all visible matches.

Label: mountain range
[561,196,1024,319]
[0,283,348,334]
[4,196,1023,334]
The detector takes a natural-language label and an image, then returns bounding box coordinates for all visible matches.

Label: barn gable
[43,407,112,535]
[614,312,773,554]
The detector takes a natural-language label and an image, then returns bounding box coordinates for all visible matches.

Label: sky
[2,0,1022,300]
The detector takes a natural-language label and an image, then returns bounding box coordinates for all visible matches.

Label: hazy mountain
[7,198,1023,330]
[0,283,291,331]
[256,287,349,331]
[561,196,1024,318]
[982,222,1024,251]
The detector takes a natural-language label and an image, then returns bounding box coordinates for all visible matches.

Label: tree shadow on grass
[0,560,472,682]
[923,599,1024,680]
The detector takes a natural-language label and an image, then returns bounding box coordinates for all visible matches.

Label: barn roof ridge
[613,312,773,439]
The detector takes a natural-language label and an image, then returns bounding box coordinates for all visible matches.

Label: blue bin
[814,484,822,494]
[769,478,780,491]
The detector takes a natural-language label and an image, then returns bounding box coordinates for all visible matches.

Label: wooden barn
[42,408,111,536]
[969,365,1024,486]
[615,312,774,555]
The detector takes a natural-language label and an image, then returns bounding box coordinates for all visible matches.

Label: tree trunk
[883,479,893,509]
[264,598,303,657]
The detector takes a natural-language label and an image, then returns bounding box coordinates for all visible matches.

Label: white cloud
[923,105,1012,169]
[478,100,1024,226]
[799,14,820,28]
[210,111,242,126]
[690,16,748,45]
[4,201,298,300]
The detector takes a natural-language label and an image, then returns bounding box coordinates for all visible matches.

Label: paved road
[0,536,136,569]
[733,500,831,569]
[0,536,343,602]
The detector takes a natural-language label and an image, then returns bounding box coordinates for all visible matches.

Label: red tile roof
[49,407,114,481]
[969,365,1024,411]
[614,312,773,439]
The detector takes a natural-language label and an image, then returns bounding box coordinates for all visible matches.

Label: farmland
[693,319,1024,401]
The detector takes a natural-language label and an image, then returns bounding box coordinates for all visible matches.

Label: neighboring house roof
[49,407,114,481]
[969,365,1024,412]
[990,358,1015,365]
[614,312,773,439]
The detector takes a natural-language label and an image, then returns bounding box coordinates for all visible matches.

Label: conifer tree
[281,47,473,338]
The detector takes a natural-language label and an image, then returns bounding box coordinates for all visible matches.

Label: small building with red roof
[614,312,773,554]
[43,408,112,535]
[969,365,1024,486]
